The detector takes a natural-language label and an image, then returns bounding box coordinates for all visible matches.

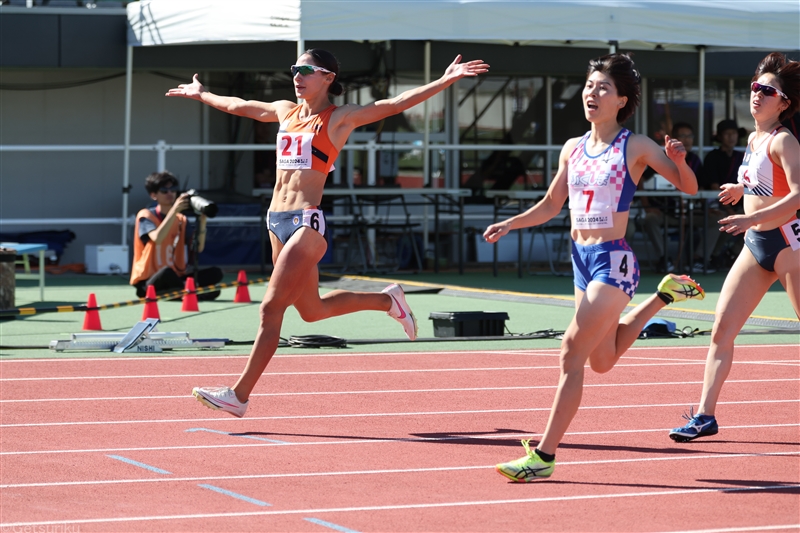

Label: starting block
[49,318,228,353]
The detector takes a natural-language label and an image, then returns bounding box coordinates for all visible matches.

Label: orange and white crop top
[738,128,790,197]
[276,105,339,174]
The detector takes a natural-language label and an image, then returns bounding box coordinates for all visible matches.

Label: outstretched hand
[444,55,490,81]
[663,134,687,163]
[165,73,205,99]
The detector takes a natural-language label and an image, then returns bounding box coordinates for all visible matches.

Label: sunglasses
[751,82,789,100]
[290,64,332,76]
[158,186,179,194]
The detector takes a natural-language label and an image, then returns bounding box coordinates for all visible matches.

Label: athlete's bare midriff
[269,169,328,212]
[570,210,631,245]
[744,195,788,232]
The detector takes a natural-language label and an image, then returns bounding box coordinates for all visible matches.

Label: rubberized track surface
[1,345,798,532]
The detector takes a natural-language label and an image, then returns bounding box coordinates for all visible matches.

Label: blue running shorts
[267,208,327,245]
[744,219,799,272]
[571,238,640,299]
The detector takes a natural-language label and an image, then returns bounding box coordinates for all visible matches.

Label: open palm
[444,55,490,81]
[165,73,205,99]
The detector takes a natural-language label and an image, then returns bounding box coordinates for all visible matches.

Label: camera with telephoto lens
[183,189,218,218]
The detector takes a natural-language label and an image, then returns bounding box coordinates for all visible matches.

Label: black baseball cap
[716,119,738,134]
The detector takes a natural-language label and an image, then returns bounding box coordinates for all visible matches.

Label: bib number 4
[610,250,634,281]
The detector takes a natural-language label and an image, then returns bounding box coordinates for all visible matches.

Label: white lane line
[3,343,796,365]
[652,525,800,533]
[0,362,713,382]
[5,355,798,383]
[0,349,562,364]
[3,378,797,404]
[2,398,798,429]
[1,424,798,460]
[2,482,798,528]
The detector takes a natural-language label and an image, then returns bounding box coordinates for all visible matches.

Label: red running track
[1,345,798,532]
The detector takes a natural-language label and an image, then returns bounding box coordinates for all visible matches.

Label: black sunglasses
[751,82,789,100]
[290,64,332,77]
[158,186,179,194]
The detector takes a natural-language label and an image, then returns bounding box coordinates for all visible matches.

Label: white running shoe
[192,386,248,418]
[382,284,418,341]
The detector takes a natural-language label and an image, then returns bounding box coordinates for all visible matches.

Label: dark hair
[587,53,641,124]
[304,48,343,97]
[145,171,178,194]
[671,122,694,137]
[753,52,800,122]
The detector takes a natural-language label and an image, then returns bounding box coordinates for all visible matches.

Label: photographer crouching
[130,171,223,300]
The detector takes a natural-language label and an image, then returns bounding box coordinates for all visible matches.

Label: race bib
[301,208,326,237]
[276,132,314,169]
[780,218,800,251]
[569,186,613,229]
[609,250,634,281]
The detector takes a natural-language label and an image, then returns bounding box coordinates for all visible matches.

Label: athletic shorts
[267,207,327,245]
[571,238,640,299]
[744,218,800,272]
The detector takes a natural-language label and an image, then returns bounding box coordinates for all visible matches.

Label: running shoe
[669,408,718,442]
[495,439,555,482]
[657,273,705,304]
[382,284,418,341]
[192,386,248,418]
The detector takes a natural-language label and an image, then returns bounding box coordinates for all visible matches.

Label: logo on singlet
[569,171,611,187]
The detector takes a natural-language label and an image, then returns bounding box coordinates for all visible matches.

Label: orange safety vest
[130,208,187,285]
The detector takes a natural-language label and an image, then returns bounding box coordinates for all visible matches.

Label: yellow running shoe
[495,440,555,482]
[657,274,705,304]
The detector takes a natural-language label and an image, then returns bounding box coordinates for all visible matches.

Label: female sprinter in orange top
[166,49,489,417]
[484,53,705,482]
[669,52,800,443]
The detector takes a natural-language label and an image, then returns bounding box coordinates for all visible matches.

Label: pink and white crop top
[738,128,790,197]
[567,128,636,229]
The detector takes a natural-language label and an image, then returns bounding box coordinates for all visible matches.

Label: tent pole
[423,41,431,262]
[297,39,305,103]
[121,45,133,246]
[727,78,735,119]
[546,76,553,185]
[698,46,706,157]
[423,40,431,186]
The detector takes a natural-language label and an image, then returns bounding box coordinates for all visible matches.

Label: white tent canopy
[119,0,798,244]
[127,0,799,51]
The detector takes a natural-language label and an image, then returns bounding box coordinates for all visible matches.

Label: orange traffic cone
[234,270,251,303]
[82,293,103,331]
[181,277,199,312]
[142,284,160,320]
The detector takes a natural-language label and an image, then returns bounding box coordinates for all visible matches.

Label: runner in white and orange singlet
[669,52,800,443]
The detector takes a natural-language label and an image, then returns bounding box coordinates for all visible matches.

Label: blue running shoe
[669,408,718,442]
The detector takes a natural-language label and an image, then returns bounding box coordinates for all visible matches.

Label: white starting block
[49,318,228,353]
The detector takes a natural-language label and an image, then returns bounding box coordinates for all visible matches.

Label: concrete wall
[0,70,216,263]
